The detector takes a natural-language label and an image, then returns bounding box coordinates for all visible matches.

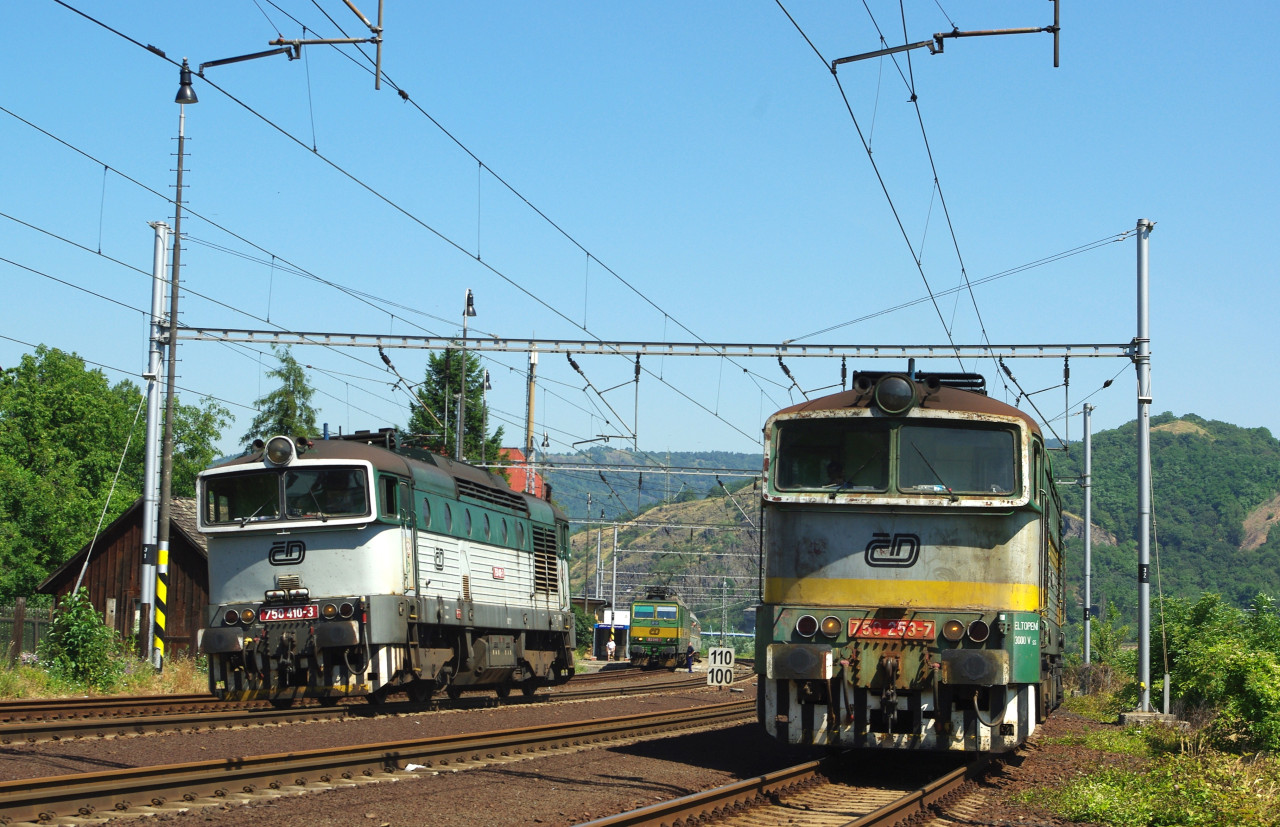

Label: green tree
[241,345,317,445]
[0,346,232,601]
[407,349,503,463]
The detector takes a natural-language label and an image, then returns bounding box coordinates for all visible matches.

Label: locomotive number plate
[260,604,319,622]
[851,618,935,640]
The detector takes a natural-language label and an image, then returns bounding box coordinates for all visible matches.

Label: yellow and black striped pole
[152,540,169,669]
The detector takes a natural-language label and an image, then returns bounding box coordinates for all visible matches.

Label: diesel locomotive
[627,588,701,670]
[755,370,1064,752]
[197,429,576,706]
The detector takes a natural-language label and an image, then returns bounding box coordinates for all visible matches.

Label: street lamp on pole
[454,289,476,461]
[153,58,198,669]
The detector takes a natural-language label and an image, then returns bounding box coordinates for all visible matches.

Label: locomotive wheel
[494,681,512,700]
[445,683,462,700]
[365,687,390,706]
[407,681,435,703]
[520,680,539,698]
[317,695,341,708]
[269,697,295,710]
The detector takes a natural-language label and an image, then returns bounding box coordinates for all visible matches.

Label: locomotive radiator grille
[532,526,558,594]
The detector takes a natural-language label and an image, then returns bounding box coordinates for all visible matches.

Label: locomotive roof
[771,376,1042,438]
[207,435,562,521]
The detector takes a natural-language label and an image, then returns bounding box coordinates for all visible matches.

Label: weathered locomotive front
[755,372,1064,752]
[197,432,576,706]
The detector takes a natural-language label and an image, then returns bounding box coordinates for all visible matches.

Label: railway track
[0,664,645,725]
[576,755,988,827]
[0,670,747,743]
[0,699,755,825]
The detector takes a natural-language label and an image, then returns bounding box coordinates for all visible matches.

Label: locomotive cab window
[632,604,655,620]
[773,417,1017,497]
[775,419,890,491]
[379,475,400,518]
[655,605,678,621]
[284,467,369,519]
[898,423,1015,495]
[203,470,280,525]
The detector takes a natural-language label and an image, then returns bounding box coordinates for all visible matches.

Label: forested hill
[539,445,762,526]
[1052,413,1280,619]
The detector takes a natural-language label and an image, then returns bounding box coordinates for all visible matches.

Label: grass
[0,652,208,699]
[1019,690,1280,826]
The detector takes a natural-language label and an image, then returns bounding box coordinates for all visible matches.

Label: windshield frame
[767,409,1028,506]
[199,459,375,532]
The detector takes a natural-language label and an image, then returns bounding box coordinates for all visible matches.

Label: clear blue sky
[2,2,1276,465]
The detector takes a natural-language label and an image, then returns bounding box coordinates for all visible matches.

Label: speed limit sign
[706,647,735,687]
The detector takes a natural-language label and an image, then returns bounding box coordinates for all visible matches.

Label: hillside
[540,445,762,525]
[566,482,759,637]
[1050,413,1280,622]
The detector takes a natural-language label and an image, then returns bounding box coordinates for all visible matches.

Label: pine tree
[406,349,503,463]
[242,345,318,444]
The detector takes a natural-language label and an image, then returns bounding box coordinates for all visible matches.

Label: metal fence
[2,599,53,663]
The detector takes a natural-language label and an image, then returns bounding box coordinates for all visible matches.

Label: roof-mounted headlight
[264,436,295,466]
[874,375,917,415]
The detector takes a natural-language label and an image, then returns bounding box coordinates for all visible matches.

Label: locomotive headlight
[223,609,240,626]
[942,619,965,642]
[322,603,338,619]
[795,615,819,637]
[819,616,842,638]
[338,602,356,619]
[264,435,295,465]
[967,619,991,643]
[874,375,917,415]
[239,608,257,625]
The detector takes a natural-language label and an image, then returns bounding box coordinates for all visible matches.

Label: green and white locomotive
[755,370,1064,752]
[197,429,575,706]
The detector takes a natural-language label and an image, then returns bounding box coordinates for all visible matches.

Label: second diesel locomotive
[197,429,576,705]
[628,588,701,670]
[755,370,1064,752]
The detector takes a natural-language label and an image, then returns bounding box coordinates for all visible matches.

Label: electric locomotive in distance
[755,370,1064,752]
[197,429,576,706]
[628,587,702,670]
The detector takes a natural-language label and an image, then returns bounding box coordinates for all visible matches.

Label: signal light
[795,615,819,637]
[239,608,256,624]
[942,619,965,642]
[819,616,842,637]
[322,603,338,619]
[967,619,991,643]
[339,602,355,619]
[223,609,239,625]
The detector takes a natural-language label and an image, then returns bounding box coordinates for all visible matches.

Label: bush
[37,588,122,691]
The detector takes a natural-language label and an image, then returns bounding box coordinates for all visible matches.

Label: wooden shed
[38,497,208,657]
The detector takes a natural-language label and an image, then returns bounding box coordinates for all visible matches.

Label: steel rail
[575,760,827,826]
[576,756,988,827]
[0,700,754,824]
[0,671,717,743]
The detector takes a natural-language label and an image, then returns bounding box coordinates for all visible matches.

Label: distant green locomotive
[628,588,701,670]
